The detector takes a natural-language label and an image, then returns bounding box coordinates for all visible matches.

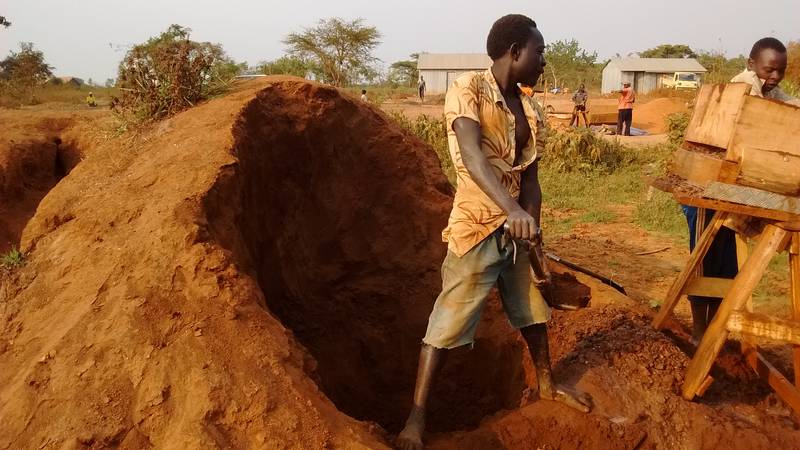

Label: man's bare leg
[397,344,445,450]
[521,323,591,412]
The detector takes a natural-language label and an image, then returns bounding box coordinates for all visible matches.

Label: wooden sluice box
[653,82,800,416]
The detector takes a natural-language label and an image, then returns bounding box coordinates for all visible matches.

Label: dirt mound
[1,78,798,449]
[633,97,689,134]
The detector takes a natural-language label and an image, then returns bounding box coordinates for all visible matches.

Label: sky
[1,0,798,83]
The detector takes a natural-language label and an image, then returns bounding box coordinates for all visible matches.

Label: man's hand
[506,209,539,242]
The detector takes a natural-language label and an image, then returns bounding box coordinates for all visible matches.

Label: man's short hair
[486,14,538,61]
[750,37,787,59]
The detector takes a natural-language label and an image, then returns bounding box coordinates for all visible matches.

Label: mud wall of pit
[0,118,88,253]
[204,81,533,433]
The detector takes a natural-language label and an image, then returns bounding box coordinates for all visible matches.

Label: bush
[388,112,455,185]
[1,246,24,269]
[113,24,242,123]
[542,127,642,173]
[665,112,690,146]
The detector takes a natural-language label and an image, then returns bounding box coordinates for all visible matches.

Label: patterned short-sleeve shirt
[442,69,547,257]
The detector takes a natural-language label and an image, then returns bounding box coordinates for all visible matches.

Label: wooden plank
[682,224,790,399]
[744,348,800,414]
[723,214,763,239]
[669,149,730,185]
[791,233,800,387]
[653,211,729,329]
[736,234,756,352]
[729,94,800,163]
[738,146,800,196]
[727,311,800,345]
[685,83,750,149]
[673,193,800,223]
[685,277,733,298]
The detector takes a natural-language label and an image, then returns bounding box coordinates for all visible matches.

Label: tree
[0,42,54,101]
[695,50,746,84]
[0,16,10,28]
[114,24,242,121]
[104,78,115,88]
[638,44,696,59]
[284,17,381,86]
[544,39,599,89]
[784,41,800,96]
[259,55,312,77]
[388,53,419,86]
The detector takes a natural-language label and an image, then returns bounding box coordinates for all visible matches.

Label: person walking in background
[570,83,588,127]
[418,76,426,103]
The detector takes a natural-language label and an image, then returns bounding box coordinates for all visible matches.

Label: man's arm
[453,117,538,240]
[518,160,542,237]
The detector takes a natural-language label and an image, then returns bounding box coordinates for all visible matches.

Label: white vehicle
[663,72,700,90]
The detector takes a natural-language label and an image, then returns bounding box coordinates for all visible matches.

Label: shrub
[665,112,690,146]
[113,24,242,123]
[1,246,24,269]
[542,127,638,173]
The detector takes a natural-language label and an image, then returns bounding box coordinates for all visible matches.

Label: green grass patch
[633,189,688,239]
[1,246,24,269]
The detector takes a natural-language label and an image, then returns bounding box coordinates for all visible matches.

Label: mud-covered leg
[397,344,446,450]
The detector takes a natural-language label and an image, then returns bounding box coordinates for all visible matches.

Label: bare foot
[540,386,592,413]
[396,408,425,450]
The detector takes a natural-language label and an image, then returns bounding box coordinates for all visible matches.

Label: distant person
[615,82,635,136]
[418,76,426,103]
[360,89,368,102]
[86,92,97,107]
[683,37,799,345]
[570,83,588,127]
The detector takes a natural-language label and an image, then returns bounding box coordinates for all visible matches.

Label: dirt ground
[1,78,799,449]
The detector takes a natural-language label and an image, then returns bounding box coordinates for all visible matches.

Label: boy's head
[361,89,366,95]
[486,14,545,87]
[748,37,787,93]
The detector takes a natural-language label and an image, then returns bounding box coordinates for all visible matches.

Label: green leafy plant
[1,246,24,269]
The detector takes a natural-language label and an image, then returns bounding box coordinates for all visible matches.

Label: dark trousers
[617,108,633,136]
[682,206,739,306]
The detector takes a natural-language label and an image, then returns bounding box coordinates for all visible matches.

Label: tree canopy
[284,17,381,86]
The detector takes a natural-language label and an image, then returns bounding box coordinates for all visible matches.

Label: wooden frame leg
[736,233,756,353]
[790,232,800,388]
[682,224,790,400]
[653,211,729,329]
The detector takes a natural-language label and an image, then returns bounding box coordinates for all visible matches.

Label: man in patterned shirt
[397,14,591,450]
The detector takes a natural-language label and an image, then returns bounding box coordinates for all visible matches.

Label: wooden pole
[682,224,790,400]
[790,232,800,387]
[653,211,729,329]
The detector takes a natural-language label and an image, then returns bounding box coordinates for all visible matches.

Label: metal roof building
[601,58,707,94]
[417,53,492,94]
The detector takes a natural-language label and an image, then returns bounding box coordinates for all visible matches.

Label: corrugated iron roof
[417,53,492,70]
[607,58,707,73]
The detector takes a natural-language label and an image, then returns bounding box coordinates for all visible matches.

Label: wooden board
[669,148,734,186]
[744,348,800,414]
[791,233,800,387]
[672,193,800,223]
[737,146,800,196]
[727,311,800,345]
[685,277,733,298]
[685,83,750,149]
[728,94,800,163]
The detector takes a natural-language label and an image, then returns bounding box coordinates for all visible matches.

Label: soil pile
[633,97,689,134]
[1,78,798,449]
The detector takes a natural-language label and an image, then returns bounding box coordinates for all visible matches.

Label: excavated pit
[0,135,81,253]
[207,82,547,433]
